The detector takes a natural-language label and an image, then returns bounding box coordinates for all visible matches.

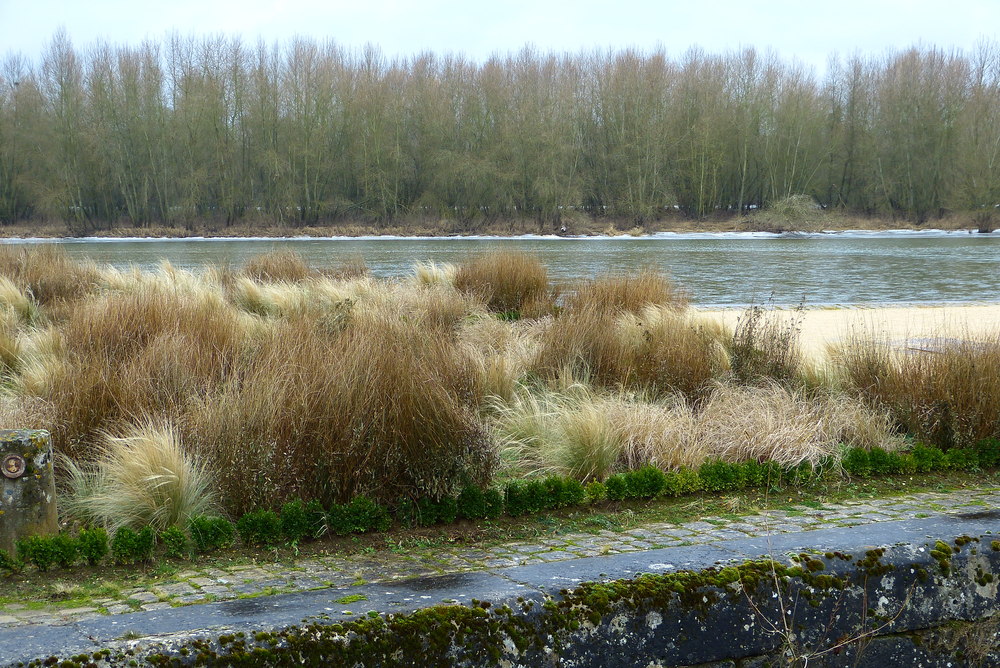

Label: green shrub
[78,527,109,566]
[627,465,667,498]
[394,499,418,528]
[111,526,155,565]
[188,515,235,553]
[280,500,312,543]
[51,533,79,568]
[542,476,566,509]
[504,481,528,517]
[662,468,703,496]
[161,526,188,559]
[605,474,629,501]
[415,497,441,527]
[348,496,392,533]
[0,548,19,573]
[698,460,745,492]
[561,478,586,506]
[944,448,979,471]
[841,447,871,476]
[16,535,57,572]
[237,510,283,547]
[483,488,505,519]
[585,481,607,503]
[897,453,918,474]
[457,485,487,520]
[975,438,1000,468]
[305,499,328,538]
[506,480,549,516]
[867,447,902,475]
[328,503,355,535]
[911,443,946,473]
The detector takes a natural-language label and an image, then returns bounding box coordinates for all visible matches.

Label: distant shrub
[328,503,355,535]
[161,526,188,559]
[16,535,57,572]
[542,476,567,509]
[78,527,109,566]
[504,481,532,517]
[561,478,587,506]
[280,500,312,543]
[0,548,19,573]
[663,468,702,496]
[111,526,155,565]
[867,447,902,475]
[237,510,283,547]
[945,448,979,471]
[188,515,235,553]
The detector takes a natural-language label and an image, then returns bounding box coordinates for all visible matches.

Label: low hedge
[2,439,995,575]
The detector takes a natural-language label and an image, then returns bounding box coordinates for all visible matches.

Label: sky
[0,0,997,74]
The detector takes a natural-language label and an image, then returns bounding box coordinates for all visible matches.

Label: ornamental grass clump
[837,334,1000,449]
[184,308,496,515]
[454,251,551,316]
[532,305,728,400]
[61,421,216,533]
[565,269,687,315]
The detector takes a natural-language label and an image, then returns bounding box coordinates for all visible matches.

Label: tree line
[1,31,998,232]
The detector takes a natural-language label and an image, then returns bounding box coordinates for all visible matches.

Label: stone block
[0,430,57,554]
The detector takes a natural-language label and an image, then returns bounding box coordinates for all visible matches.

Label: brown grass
[566,269,687,315]
[0,245,103,305]
[837,334,1000,448]
[532,306,727,400]
[240,250,317,282]
[184,313,495,513]
[453,251,551,315]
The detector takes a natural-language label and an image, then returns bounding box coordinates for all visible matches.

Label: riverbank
[0,210,991,239]
[696,303,1000,361]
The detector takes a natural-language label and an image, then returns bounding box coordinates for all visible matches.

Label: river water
[4,230,998,307]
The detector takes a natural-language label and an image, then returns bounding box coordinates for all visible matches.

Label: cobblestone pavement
[2,486,997,629]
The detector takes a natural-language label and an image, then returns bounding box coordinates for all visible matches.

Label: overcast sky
[1,0,997,74]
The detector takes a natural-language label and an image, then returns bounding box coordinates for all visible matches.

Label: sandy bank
[694,304,1000,360]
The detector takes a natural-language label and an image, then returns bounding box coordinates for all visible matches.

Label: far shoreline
[0,211,995,240]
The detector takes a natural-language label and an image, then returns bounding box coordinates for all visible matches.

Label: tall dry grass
[837,335,1000,448]
[532,305,729,400]
[453,251,551,315]
[566,269,687,315]
[239,250,317,282]
[729,303,803,384]
[0,245,103,306]
[183,311,495,513]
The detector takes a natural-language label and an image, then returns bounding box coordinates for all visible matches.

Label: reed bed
[0,247,991,524]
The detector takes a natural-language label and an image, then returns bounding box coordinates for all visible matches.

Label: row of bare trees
[1,31,999,231]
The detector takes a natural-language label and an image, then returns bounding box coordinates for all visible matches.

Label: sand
[694,304,1000,361]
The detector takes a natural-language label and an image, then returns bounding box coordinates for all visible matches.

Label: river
[4,230,997,307]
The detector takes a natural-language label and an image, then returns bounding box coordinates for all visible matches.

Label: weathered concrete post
[0,430,57,554]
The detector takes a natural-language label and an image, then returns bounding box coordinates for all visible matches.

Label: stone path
[1,486,997,629]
